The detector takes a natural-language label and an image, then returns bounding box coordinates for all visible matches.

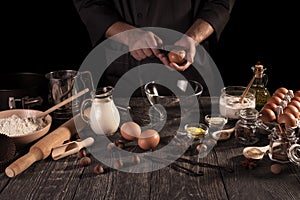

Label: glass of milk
[219,86,256,120]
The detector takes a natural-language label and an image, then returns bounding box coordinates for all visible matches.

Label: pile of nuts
[240,158,258,170]
[77,148,105,175]
[106,140,142,170]
[259,87,300,128]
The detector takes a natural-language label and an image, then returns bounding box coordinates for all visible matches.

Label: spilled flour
[0,114,47,136]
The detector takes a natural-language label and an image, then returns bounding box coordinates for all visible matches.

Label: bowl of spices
[0,109,52,148]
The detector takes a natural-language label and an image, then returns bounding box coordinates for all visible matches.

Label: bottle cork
[254,62,264,78]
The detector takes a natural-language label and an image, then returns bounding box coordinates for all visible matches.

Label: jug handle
[79,71,95,92]
[80,98,92,123]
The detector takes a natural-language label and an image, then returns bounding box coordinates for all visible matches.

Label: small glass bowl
[184,123,209,142]
[204,114,228,132]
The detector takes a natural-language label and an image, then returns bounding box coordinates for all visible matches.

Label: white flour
[0,114,46,136]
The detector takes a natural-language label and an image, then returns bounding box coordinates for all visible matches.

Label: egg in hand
[168,50,186,65]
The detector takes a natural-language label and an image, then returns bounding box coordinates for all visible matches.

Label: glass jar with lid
[234,108,260,145]
[268,126,298,163]
[288,142,300,166]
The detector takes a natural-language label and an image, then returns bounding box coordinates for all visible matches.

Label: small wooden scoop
[51,137,94,160]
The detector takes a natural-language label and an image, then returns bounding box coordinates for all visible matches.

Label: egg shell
[259,108,276,123]
[277,113,297,128]
[283,105,300,119]
[138,129,160,150]
[120,121,141,141]
[272,92,286,100]
[267,95,282,105]
[292,96,300,102]
[289,99,300,111]
[294,90,300,98]
[168,50,186,65]
[274,87,288,95]
[262,102,278,113]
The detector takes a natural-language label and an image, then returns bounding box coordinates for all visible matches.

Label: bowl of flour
[0,109,52,148]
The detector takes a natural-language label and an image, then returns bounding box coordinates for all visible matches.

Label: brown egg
[274,87,288,95]
[262,102,278,113]
[138,129,160,150]
[168,50,186,65]
[283,105,300,119]
[267,95,282,105]
[272,92,286,100]
[120,121,141,141]
[289,99,300,111]
[294,90,300,98]
[292,96,300,102]
[277,113,297,128]
[259,108,276,123]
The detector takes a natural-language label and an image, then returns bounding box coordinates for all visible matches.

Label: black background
[2,0,299,94]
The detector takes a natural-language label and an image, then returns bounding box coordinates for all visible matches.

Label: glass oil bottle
[250,62,271,111]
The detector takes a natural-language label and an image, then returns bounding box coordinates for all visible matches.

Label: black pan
[0,72,48,111]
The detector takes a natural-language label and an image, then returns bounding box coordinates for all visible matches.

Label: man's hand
[168,35,197,71]
[127,29,163,61]
[106,22,166,61]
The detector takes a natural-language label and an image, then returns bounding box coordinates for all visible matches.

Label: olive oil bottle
[250,62,271,111]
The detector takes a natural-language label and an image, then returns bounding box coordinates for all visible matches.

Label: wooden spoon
[239,74,256,104]
[211,127,235,141]
[51,137,94,160]
[243,142,281,160]
[36,88,89,119]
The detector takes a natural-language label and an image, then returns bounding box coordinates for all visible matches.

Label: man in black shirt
[72,0,235,94]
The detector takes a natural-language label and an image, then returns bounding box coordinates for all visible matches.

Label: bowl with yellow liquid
[184,123,209,144]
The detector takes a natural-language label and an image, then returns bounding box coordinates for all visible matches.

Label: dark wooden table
[0,97,299,200]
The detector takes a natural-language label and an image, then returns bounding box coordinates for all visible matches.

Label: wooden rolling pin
[5,113,87,178]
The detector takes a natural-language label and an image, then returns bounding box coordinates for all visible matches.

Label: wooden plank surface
[214,135,300,200]
[149,151,228,200]
[0,97,299,200]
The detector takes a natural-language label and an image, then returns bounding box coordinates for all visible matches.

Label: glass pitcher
[80,86,120,136]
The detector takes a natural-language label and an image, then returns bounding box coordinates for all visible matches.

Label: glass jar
[219,86,256,120]
[288,143,300,166]
[234,108,260,145]
[268,127,298,163]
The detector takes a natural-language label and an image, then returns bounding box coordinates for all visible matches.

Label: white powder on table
[0,114,46,137]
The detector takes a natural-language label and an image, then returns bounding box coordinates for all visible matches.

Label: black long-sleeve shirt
[72,0,235,94]
[73,0,233,46]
